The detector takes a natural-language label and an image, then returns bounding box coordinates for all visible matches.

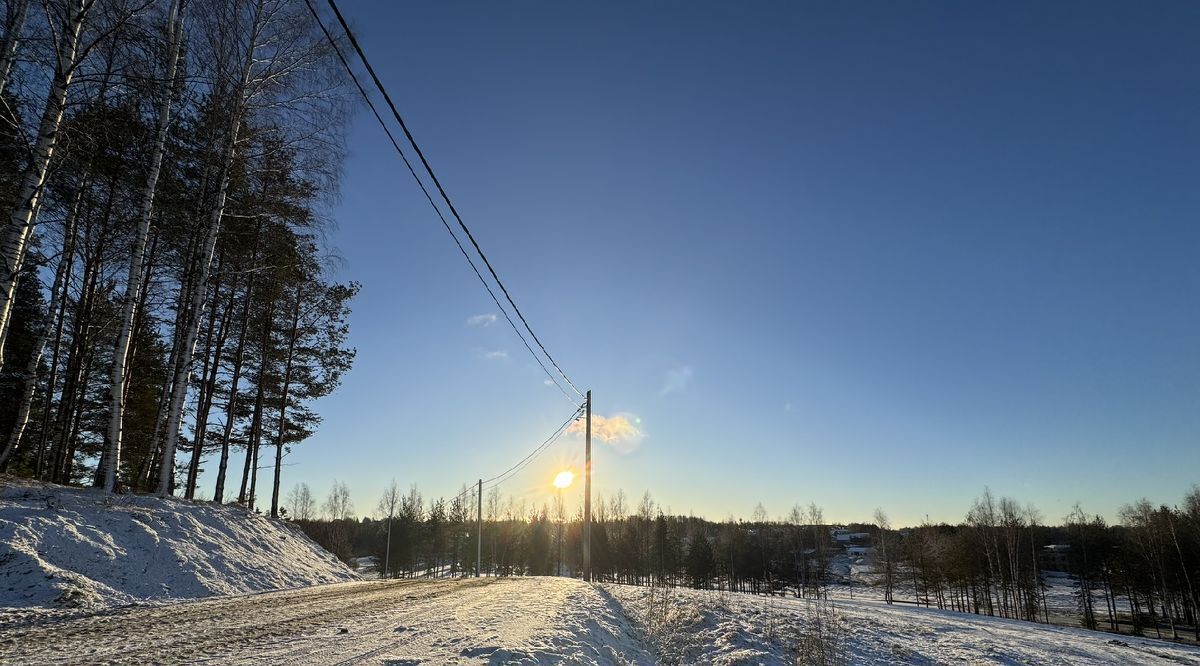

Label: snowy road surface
[5,577,1200,664]
[0,577,646,665]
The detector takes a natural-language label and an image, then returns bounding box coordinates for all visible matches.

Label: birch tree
[156,0,347,495]
[0,0,30,96]
[0,191,77,468]
[287,481,315,520]
[874,507,895,604]
[0,0,353,491]
[0,0,98,365]
[104,0,183,493]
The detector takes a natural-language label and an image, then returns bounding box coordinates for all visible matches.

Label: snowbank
[0,477,356,609]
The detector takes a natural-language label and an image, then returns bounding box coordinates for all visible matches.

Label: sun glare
[552,470,575,489]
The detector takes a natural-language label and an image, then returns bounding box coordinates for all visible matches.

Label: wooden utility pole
[383,510,392,579]
[476,478,482,577]
[583,390,592,582]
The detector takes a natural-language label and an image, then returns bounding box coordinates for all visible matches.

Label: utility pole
[476,478,482,577]
[557,486,564,576]
[384,509,392,579]
[583,390,592,582]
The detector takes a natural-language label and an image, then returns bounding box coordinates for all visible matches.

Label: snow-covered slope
[0,477,356,609]
[604,584,1200,665]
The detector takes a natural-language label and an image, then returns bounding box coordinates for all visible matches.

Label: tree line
[869,489,1200,641]
[294,481,1200,641]
[0,0,357,517]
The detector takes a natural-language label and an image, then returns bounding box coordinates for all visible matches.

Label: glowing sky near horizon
[200,1,1200,527]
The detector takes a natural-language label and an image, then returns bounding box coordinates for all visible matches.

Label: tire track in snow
[257,578,498,665]
[1,578,654,665]
[0,579,465,664]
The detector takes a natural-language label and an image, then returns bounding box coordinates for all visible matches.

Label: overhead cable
[324,0,584,399]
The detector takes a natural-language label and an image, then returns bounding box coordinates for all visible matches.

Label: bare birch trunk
[0,0,29,98]
[137,232,199,489]
[105,0,183,493]
[0,182,81,467]
[0,0,91,366]
[156,134,237,496]
[156,0,268,496]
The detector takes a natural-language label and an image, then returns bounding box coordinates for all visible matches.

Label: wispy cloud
[568,412,646,454]
[659,365,693,397]
[467,313,497,327]
[483,350,508,360]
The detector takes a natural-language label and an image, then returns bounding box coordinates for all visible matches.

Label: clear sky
[241,1,1200,526]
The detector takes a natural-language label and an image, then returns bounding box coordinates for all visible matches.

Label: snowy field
[3,577,1200,664]
[0,477,356,609]
[834,556,1125,630]
[604,583,1200,665]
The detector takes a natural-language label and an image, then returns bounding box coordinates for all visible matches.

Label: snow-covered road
[0,577,648,665]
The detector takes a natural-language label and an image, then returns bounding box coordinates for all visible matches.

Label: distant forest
[0,0,357,515]
[296,482,1200,642]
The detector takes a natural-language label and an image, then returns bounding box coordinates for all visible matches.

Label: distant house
[846,545,871,557]
[833,531,870,543]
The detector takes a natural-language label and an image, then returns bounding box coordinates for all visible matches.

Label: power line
[323,0,584,400]
[445,404,585,504]
[301,0,576,404]
[301,2,591,511]
[481,405,583,489]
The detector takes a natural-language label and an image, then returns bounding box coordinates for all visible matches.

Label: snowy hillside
[0,477,356,609]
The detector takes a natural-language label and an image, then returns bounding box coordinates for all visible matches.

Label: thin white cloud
[483,350,508,360]
[543,379,555,386]
[467,313,497,327]
[659,365,693,397]
[568,412,646,454]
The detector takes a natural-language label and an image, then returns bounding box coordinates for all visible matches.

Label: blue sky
[243,1,1200,526]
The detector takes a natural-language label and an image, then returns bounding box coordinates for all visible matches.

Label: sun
[552,470,575,489]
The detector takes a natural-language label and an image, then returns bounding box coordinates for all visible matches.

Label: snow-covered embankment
[0,477,356,609]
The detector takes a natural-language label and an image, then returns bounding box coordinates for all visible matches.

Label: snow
[0,476,356,610]
[826,559,1137,631]
[3,576,1199,664]
[1,484,1196,663]
[0,577,651,664]
[604,583,1200,665]
[252,577,649,664]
